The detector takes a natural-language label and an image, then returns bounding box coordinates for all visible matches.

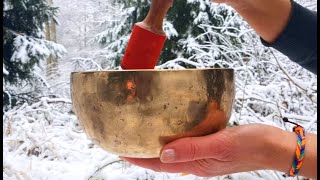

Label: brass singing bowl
[71,68,235,158]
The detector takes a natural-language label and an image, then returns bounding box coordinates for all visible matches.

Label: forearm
[226,0,291,43]
[226,0,317,74]
[261,127,317,178]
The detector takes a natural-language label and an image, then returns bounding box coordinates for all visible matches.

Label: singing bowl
[71,68,235,158]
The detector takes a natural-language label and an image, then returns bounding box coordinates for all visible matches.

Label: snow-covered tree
[2,0,317,179]
[53,0,116,68]
[92,0,148,67]
[3,0,66,109]
[158,1,317,129]
[167,0,244,67]
[93,0,243,67]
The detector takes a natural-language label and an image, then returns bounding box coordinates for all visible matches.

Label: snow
[163,21,178,39]
[10,35,66,64]
[4,0,317,179]
[2,110,299,180]
[194,11,210,24]
[3,71,317,180]
[4,65,9,75]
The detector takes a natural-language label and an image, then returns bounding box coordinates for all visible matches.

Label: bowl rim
[71,68,234,75]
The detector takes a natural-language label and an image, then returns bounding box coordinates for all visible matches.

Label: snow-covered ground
[3,111,303,180]
[3,83,316,180]
[3,0,317,179]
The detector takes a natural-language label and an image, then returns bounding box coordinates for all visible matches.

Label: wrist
[241,124,317,179]
[224,124,293,172]
[139,0,172,36]
[228,0,292,43]
[232,124,296,172]
[136,21,166,36]
[258,126,296,173]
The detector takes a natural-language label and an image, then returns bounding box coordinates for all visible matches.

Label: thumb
[159,130,235,163]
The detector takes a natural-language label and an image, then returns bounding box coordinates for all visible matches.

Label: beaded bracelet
[282,117,306,177]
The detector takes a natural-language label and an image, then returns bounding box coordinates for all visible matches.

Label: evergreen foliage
[94,0,243,67]
[3,0,66,109]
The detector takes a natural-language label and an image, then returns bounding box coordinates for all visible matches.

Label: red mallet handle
[120,0,172,69]
[121,24,166,69]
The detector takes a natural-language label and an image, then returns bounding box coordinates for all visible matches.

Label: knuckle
[189,142,200,161]
[158,163,169,172]
[188,161,211,177]
[209,132,236,161]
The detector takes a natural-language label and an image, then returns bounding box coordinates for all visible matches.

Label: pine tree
[94,0,243,67]
[3,0,66,109]
[93,0,150,67]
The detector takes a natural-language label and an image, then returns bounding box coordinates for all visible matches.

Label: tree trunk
[46,0,59,82]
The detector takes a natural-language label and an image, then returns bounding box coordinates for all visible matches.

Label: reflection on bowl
[71,68,235,158]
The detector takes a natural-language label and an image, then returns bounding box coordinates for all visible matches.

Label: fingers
[160,130,236,163]
[121,157,196,174]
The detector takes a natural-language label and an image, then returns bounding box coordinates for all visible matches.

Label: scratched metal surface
[71,69,235,158]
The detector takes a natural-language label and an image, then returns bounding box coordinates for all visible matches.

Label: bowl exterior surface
[71,69,235,158]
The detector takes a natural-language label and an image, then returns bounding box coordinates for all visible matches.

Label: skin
[124,0,318,178]
[122,124,317,178]
[137,0,291,42]
[136,0,173,35]
[215,0,292,43]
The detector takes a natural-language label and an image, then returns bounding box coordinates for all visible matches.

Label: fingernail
[160,149,175,162]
